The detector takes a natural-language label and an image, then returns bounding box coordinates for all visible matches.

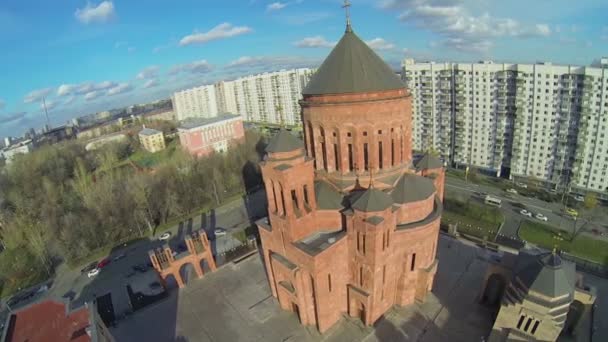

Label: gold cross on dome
[342,0,352,32]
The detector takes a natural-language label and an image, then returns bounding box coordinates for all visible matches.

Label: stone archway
[179,263,196,285]
[481,273,506,307]
[164,273,180,290]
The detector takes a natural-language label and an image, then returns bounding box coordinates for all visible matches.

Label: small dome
[265,129,304,153]
[390,173,435,204]
[350,187,393,212]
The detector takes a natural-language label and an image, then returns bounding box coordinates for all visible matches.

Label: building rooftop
[3,300,90,342]
[350,186,393,212]
[513,250,576,299]
[139,128,162,136]
[178,113,241,130]
[414,153,444,170]
[314,180,345,210]
[293,229,346,256]
[302,27,405,96]
[265,129,304,153]
[390,173,436,204]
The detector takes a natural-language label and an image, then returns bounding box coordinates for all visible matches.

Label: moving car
[214,228,227,236]
[564,208,578,218]
[159,232,171,241]
[87,268,100,278]
[520,209,532,217]
[515,182,528,188]
[574,195,584,202]
[506,188,518,194]
[535,213,548,221]
[80,261,98,274]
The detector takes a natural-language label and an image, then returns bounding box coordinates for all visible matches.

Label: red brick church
[256,13,445,333]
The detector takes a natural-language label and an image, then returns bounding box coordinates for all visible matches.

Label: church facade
[255,20,445,333]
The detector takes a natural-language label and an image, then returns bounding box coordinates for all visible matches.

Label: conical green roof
[390,173,435,204]
[265,129,304,153]
[302,29,405,96]
[514,251,575,299]
[351,187,393,212]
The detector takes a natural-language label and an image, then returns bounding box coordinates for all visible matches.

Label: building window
[524,317,533,332]
[303,185,309,206]
[328,274,332,292]
[359,266,364,286]
[348,144,354,171]
[517,315,525,329]
[334,144,339,171]
[379,141,383,169]
[531,320,540,334]
[364,143,369,171]
[291,190,298,210]
[411,253,416,271]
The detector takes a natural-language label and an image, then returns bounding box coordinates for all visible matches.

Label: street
[444,176,608,243]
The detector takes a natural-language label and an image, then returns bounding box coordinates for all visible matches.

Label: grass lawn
[441,198,504,241]
[130,141,178,168]
[519,220,608,266]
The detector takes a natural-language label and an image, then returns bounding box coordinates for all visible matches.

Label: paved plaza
[110,235,502,342]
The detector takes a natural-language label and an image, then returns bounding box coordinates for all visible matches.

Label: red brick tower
[256,11,445,333]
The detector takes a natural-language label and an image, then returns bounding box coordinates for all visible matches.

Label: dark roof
[314,181,344,210]
[351,187,393,212]
[366,216,384,225]
[265,129,304,153]
[414,154,443,170]
[302,29,405,96]
[178,113,240,130]
[513,251,576,299]
[139,127,162,136]
[294,229,346,256]
[390,173,436,204]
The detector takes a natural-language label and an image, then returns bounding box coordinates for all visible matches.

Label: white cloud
[382,0,552,53]
[40,100,58,111]
[136,66,160,80]
[293,36,335,48]
[75,1,116,24]
[24,88,52,103]
[169,60,213,75]
[58,81,117,97]
[57,84,76,96]
[143,79,159,89]
[84,91,102,101]
[226,56,318,72]
[64,96,76,106]
[267,2,287,11]
[179,23,253,46]
[0,112,27,124]
[366,38,396,51]
[0,99,5,110]
[107,83,133,96]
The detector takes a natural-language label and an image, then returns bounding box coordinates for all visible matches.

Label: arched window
[320,127,328,170]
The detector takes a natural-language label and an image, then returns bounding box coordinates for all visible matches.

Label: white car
[535,213,548,221]
[159,232,171,241]
[87,268,100,278]
[515,182,528,188]
[520,209,532,217]
[214,228,227,237]
[506,188,518,194]
[574,195,584,202]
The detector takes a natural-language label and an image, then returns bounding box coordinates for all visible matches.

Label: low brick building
[255,19,445,333]
[138,127,165,153]
[177,114,244,157]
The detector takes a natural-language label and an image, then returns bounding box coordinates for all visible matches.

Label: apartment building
[138,127,166,153]
[221,68,314,126]
[172,84,219,121]
[403,58,608,195]
[177,114,244,157]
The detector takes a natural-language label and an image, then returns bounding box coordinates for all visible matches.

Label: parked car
[214,228,227,237]
[159,232,171,241]
[132,264,149,273]
[506,188,518,194]
[87,268,100,278]
[574,195,585,202]
[520,209,532,217]
[80,261,98,274]
[515,182,528,188]
[97,258,111,269]
[535,213,548,221]
[564,207,579,218]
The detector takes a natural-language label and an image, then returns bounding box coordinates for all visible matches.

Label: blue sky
[0,0,607,137]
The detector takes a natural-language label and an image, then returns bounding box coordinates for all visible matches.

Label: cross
[342,0,352,32]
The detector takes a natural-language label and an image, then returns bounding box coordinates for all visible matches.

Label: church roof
[350,187,393,212]
[314,180,344,210]
[390,173,436,204]
[265,129,303,153]
[513,250,576,299]
[414,154,444,170]
[302,29,405,96]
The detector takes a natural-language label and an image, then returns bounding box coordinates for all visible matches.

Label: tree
[584,192,598,210]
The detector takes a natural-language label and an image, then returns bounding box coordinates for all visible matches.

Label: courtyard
[110,235,500,342]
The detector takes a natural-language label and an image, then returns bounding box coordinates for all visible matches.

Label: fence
[216,239,258,265]
[561,253,608,279]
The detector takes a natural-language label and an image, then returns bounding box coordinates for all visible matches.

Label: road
[444,176,608,243]
[0,189,268,323]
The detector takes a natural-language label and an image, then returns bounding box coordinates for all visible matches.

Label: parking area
[110,235,505,342]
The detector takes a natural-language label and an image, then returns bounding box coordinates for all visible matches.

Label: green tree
[584,192,598,210]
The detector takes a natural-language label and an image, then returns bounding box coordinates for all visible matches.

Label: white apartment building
[403,58,608,196]
[172,84,219,121]
[220,68,315,126]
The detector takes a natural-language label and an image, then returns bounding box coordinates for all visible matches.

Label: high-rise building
[402,59,608,196]
[255,20,444,333]
[171,84,219,121]
[220,68,314,126]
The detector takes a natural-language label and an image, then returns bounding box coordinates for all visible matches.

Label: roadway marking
[445,183,552,213]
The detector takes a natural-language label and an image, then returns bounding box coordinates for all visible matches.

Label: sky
[0,0,607,137]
